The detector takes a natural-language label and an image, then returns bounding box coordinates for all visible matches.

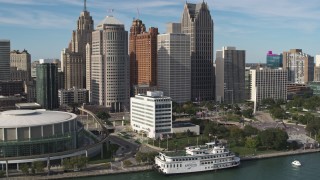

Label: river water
[79,153,320,180]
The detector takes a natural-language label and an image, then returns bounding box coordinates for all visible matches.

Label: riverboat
[154,142,240,174]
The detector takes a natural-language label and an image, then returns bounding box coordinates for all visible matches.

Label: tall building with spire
[181,1,215,101]
[62,0,94,89]
[91,15,130,112]
[129,19,158,91]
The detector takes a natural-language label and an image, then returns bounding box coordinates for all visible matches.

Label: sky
[0,0,320,63]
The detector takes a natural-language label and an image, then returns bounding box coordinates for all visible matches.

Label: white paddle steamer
[154,142,240,174]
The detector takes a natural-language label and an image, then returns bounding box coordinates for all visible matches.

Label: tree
[20,163,29,175]
[243,125,259,136]
[245,137,259,149]
[258,128,288,150]
[33,161,45,173]
[242,109,253,118]
[96,111,111,124]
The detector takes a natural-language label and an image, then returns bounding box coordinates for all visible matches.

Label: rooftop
[97,15,123,27]
[0,110,77,128]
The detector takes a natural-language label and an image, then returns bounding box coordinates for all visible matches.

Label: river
[79,153,320,180]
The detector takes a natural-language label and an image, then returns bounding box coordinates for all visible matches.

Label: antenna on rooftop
[107,8,114,16]
[83,0,87,11]
[137,8,140,20]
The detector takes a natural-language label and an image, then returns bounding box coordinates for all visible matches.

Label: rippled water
[79,153,320,180]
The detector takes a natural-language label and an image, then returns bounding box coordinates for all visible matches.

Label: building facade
[62,0,93,90]
[0,80,24,96]
[129,19,158,89]
[131,91,172,139]
[10,49,31,82]
[58,87,88,106]
[157,32,191,103]
[36,63,58,110]
[250,68,287,105]
[216,47,246,104]
[181,2,215,101]
[91,15,130,112]
[0,40,10,81]
[282,49,314,84]
[266,51,282,69]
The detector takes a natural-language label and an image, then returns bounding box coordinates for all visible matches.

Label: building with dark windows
[10,49,31,82]
[0,40,10,81]
[36,63,58,110]
[266,51,282,69]
[0,80,24,96]
[181,1,215,101]
[216,47,246,104]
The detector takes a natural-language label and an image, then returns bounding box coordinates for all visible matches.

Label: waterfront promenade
[6,148,320,180]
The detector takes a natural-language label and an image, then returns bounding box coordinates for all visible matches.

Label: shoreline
[9,149,320,179]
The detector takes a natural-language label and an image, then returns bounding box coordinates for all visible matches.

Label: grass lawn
[230,146,280,157]
[147,135,210,151]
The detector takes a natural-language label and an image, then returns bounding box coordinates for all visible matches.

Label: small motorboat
[291,160,301,166]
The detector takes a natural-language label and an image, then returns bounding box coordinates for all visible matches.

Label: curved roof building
[0,109,79,158]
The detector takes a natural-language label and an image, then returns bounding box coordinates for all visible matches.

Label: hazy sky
[1,0,320,63]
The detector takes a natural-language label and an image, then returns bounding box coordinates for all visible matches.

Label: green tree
[245,137,259,149]
[33,161,45,173]
[243,125,259,137]
[242,109,254,118]
[96,111,111,124]
[258,128,288,150]
[20,163,29,175]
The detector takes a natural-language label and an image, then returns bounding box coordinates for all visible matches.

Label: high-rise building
[91,15,130,112]
[215,47,246,104]
[10,49,31,82]
[266,51,282,69]
[282,49,314,84]
[314,55,320,82]
[250,68,287,105]
[131,91,172,139]
[62,0,93,90]
[0,80,24,96]
[36,63,58,110]
[157,25,191,103]
[0,40,10,81]
[129,19,158,88]
[181,2,215,101]
[58,87,88,106]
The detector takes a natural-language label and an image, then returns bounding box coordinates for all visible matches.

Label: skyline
[1,0,320,62]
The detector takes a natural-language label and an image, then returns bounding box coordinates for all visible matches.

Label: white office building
[250,67,287,106]
[131,91,172,139]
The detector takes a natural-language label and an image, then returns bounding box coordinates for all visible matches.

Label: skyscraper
[10,49,31,82]
[181,1,215,101]
[129,19,158,89]
[215,47,246,104]
[36,63,58,110]
[157,23,191,103]
[91,15,130,112]
[282,49,314,84]
[266,51,282,69]
[62,0,93,89]
[250,67,287,105]
[0,40,10,81]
